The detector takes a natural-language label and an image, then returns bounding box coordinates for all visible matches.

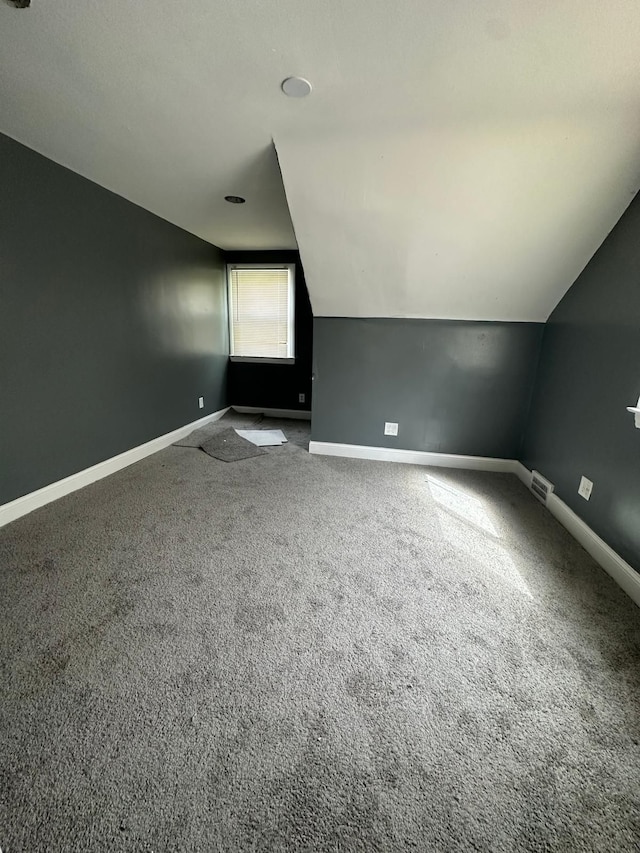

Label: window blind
[229,267,293,359]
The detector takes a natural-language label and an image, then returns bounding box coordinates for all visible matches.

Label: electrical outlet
[384,422,399,436]
[298,393,306,404]
[578,476,593,501]
[198,397,204,409]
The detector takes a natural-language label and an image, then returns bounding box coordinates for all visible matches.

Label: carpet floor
[1,412,639,852]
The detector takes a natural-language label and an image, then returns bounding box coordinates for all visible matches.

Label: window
[227,264,295,363]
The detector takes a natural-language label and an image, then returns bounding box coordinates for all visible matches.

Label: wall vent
[530,470,554,505]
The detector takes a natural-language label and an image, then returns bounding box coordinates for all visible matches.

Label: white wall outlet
[298,393,306,404]
[384,422,399,436]
[198,397,204,409]
[578,476,593,501]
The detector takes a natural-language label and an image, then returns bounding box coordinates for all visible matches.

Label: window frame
[227,263,296,364]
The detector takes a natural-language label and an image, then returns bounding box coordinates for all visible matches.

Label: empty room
[1,1,639,851]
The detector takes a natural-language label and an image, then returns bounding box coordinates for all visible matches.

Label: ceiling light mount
[6,0,31,7]
[281,77,312,98]
[224,195,246,204]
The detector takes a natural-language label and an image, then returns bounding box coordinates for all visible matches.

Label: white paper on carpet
[235,429,288,447]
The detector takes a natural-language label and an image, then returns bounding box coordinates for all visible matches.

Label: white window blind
[228,265,294,360]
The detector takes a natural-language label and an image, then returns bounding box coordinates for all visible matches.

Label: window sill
[230,356,295,365]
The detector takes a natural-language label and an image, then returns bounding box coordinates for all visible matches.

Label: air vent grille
[530,470,554,505]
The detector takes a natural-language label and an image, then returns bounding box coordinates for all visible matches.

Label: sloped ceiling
[275,118,640,321]
[1,1,640,319]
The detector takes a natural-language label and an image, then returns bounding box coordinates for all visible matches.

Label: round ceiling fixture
[281,77,312,98]
[224,195,246,204]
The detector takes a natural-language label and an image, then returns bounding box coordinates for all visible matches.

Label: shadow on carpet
[200,429,266,463]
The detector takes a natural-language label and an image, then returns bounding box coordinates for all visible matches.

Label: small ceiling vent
[530,470,554,505]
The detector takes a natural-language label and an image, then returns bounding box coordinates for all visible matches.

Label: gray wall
[0,133,228,505]
[312,318,543,459]
[522,192,640,573]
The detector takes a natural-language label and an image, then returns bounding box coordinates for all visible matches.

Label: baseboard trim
[546,493,640,607]
[517,465,640,608]
[232,406,312,421]
[513,461,533,488]
[308,441,517,473]
[0,407,230,529]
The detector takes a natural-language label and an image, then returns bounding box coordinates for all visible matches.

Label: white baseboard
[512,461,533,487]
[0,407,230,529]
[516,465,640,608]
[232,406,312,421]
[546,492,640,607]
[308,441,516,473]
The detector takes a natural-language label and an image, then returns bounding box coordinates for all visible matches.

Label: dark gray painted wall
[225,250,313,410]
[522,192,640,573]
[0,133,228,505]
[312,318,543,459]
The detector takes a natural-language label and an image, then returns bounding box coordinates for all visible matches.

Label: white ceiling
[2,0,640,320]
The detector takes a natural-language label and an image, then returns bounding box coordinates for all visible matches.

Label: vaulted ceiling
[2,0,640,320]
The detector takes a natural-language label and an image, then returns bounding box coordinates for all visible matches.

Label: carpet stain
[345,672,391,709]
[148,620,179,639]
[40,641,71,677]
[38,556,58,575]
[380,595,403,614]
[235,601,286,634]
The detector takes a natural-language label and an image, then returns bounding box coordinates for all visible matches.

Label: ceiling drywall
[275,116,640,321]
[1,1,640,319]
